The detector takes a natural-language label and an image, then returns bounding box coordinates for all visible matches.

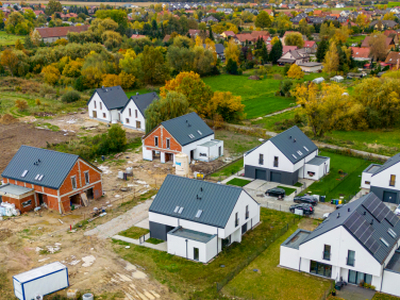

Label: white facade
[120,99,146,131]
[368,165,400,190]
[195,140,224,162]
[87,92,120,124]
[299,64,323,73]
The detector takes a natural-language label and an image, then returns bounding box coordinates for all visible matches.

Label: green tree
[141,46,170,85]
[45,0,62,16]
[284,32,304,48]
[145,91,191,133]
[255,11,272,29]
[316,38,329,62]
[269,39,283,64]
[226,58,238,75]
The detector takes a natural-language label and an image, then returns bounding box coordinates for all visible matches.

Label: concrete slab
[112,235,168,251]
[336,284,375,300]
[135,218,150,230]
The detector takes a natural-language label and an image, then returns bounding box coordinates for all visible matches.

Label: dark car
[265,187,285,199]
[290,203,314,215]
[293,195,318,206]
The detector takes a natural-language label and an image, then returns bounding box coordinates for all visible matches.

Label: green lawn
[203,74,296,119]
[277,186,297,196]
[211,159,244,179]
[226,178,252,187]
[252,109,298,131]
[0,31,23,46]
[126,88,156,98]
[215,130,261,156]
[373,292,400,300]
[119,226,149,239]
[113,208,298,299]
[146,237,164,245]
[347,35,366,45]
[223,225,331,300]
[302,150,373,201]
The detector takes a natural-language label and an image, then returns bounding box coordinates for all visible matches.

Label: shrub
[35,99,41,106]
[61,90,81,103]
[15,100,28,111]
[74,76,87,92]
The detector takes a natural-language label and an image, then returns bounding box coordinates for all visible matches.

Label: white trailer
[13,262,69,300]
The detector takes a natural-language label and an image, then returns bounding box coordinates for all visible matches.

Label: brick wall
[2,194,36,213]
[143,126,182,152]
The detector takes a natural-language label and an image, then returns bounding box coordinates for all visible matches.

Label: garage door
[255,169,267,180]
[383,191,398,203]
[271,172,282,183]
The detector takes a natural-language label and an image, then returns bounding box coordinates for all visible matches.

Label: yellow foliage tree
[81,66,103,88]
[102,74,122,88]
[383,12,396,20]
[195,35,203,47]
[205,91,245,122]
[270,36,280,45]
[287,64,304,79]
[323,41,339,74]
[41,65,60,85]
[0,48,18,76]
[15,99,28,111]
[333,26,349,44]
[119,71,136,89]
[63,60,83,77]
[54,38,68,46]
[224,40,240,63]
[205,38,217,64]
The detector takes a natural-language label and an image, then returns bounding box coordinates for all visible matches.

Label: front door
[383,191,397,203]
[193,248,199,261]
[218,146,222,157]
[93,111,97,118]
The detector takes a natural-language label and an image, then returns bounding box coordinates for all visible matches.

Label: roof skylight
[21,170,28,178]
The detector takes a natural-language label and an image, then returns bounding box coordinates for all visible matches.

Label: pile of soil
[0,229,13,241]
[0,114,17,125]
[248,75,260,80]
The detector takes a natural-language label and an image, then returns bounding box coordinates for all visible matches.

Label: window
[100,102,102,110]
[178,207,184,214]
[188,134,195,139]
[38,175,44,181]
[197,130,202,135]
[365,181,371,185]
[35,174,40,180]
[381,238,389,247]
[259,154,264,165]
[388,228,397,239]
[135,109,138,118]
[347,250,355,266]
[22,200,32,208]
[195,209,202,218]
[129,108,132,117]
[310,261,332,278]
[166,138,170,149]
[94,101,96,109]
[84,171,90,185]
[348,270,372,285]
[390,175,396,186]
[292,154,297,159]
[323,244,331,260]
[174,206,180,213]
[193,247,199,261]
[154,136,159,147]
[136,121,141,128]
[71,176,77,190]
[103,113,106,118]
[126,118,130,124]
[21,170,28,178]
[274,156,279,167]
[245,205,249,219]
[235,212,239,227]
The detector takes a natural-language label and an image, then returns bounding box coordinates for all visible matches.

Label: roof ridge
[20,145,79,157]
[166,174,243,190]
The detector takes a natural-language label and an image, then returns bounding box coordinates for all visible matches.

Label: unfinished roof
[306,156,329,166]
[149,175,246,228]
[91,86,129,111]
[2,145,79,190]
[302,193,400,264]
[123,92,159,116]
[0,183,34,196]
[281,229,311,249]
[160,112,214,146]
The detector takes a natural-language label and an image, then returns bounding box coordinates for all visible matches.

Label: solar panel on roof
[358,226,374,243]
[365,237,374,249]
[386,214,399,227]
[376,205,390,222]
[369,241,380,254]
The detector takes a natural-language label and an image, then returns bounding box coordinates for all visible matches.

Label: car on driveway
[265,187,285,199]
[395,204,400,216]
[290,203,314,215]
[293,195,318,206]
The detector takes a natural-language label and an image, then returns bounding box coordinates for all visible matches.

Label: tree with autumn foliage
[0,48,18,77]
[287,64,304,79]
[323,41,339,74]
[41,65,60,85]
[160,71,213,115]
[224,39,240,63]
[119,71,136,89]
[205,91,245,122]
[284,32,304,48]
[102,74,122,87]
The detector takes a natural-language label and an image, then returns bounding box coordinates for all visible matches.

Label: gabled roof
[1,146,80,190]
[371,153,400,176]
[90,86,129,111]
[303,41,316,48]
[159,112,214,146]
[362,35,394,48]
[123,92,158,116]
[36,25,89,38]
[384,52,400,65]
[282,46,298,54]
[149,175,246,228]
[245,126,317,164]
[350,47,370,58]
[215,43,225,54]
[301,193,400,264]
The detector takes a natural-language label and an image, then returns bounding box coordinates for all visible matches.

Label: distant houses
[33,25,89,43]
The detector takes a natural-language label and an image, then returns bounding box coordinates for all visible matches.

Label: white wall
[371,162,400,190]
[361,172,372,190]
[299,226,382,278]
[142,146,153,161]
[382,270,400,297]
[88,92,111,123]
[195,140,224,162]
[300,158,330,180]
[280,246,300,270]
[182,134,215,161]
[120,100,146,131]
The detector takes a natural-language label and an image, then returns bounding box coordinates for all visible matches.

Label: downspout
[185,239,188,259]
[299,257,302,272]
[380,263,385,292]
[217,228,219,253]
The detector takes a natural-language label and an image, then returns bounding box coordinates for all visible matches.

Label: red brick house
[0,146,102,214]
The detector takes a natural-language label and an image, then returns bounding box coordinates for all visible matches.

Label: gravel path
[84,199,152,239]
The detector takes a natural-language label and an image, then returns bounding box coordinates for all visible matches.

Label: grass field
[347,35,366,45]
[373,292,400,300]
[302,150,373,201]
[277,186,297,196]
[203,74,296,119]
[387,2,400,8]
[223,225,331,300]
[113,208,298,299]
[119,226,149,239]
[215,130,261,156]
[211,159,244,179]
[126,88,155,98]
[0,31,23,46]
[226,178,252,187]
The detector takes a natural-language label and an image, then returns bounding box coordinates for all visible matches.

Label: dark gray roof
[372,153,400,177]
[281,229,311,249]
[168,226,216,243]
[123,92,159,116]
[149,175,248,228]
[215,43,225,55]
[1,146,79,190]
[307,156,329,166]
[270,126,318,164]
[91,86,129,110]
[161,112,214,146]
[301,193,400,264]
[363,163,382,174]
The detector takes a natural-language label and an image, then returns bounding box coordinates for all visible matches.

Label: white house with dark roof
[362,153,400,204]
[244,126,330,185]
[120,92,159,132]
[280,193,400,297]
[87,86,129,124]
[148,175,260,263]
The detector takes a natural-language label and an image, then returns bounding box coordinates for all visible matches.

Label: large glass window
[348,270,372,285]
[323,244,331,260]
[310,260,332,278]
[347,250,355,266]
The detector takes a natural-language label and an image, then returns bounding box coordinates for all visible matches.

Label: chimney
[293,138,297,143]
[370,219,374,225]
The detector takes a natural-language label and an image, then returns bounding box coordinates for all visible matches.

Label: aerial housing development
[3,0,400,299]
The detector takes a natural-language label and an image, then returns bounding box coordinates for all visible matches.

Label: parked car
[265,187,285,198]
[395,204,400,216]
[290,203,314,215]
[293,195,318,206]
